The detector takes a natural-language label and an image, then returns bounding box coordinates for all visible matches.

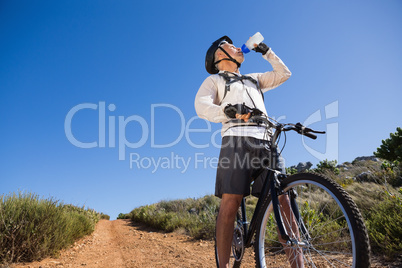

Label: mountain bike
[215,115,371,267]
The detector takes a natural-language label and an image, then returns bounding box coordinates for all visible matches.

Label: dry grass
[0,191,108,264]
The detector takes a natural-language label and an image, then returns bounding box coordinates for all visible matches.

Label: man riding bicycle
[194,36,301,267]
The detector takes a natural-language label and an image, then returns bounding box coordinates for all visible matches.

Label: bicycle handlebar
[248,115,326,140]
[223,104,325,140]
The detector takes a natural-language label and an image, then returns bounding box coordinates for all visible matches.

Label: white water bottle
[241,32,264,53]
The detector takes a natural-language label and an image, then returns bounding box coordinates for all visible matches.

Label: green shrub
[286,166,298,175]
[315,159,340,175]
[374,127,402,162]
[128,195,220,239]
[117,213,128,219]
[0,191,104,264]
[100,213,110,220]
[376,160,402,187]
[365,189,402,259]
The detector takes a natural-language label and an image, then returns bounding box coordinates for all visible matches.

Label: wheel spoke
[254,173,370,268]
[310,247,353,267]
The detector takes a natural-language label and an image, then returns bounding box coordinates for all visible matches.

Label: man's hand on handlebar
[224,103,262,122]
[236,113,251,122]
[224,104,326,140]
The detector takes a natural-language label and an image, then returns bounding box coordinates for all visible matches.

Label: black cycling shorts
[215,135,285,198]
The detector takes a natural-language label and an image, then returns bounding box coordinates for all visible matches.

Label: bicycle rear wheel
[254,173,370,268]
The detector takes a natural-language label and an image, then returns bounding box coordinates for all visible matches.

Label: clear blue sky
[1,0,401,219]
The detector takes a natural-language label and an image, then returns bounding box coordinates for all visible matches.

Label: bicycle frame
[239,121,311,248]
[241,171,292,244]
[242,168,277,247]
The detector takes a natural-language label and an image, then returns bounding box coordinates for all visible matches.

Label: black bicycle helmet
[205,36,241,74]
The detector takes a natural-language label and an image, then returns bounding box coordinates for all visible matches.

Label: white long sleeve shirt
[194,50,291,140]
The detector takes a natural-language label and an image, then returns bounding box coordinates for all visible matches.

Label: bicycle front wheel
[254,173,370,268]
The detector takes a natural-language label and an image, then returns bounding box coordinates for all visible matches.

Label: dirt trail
[12,219,393,268]
[12,219,251,268]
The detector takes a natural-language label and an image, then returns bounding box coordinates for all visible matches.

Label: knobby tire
[254,173,370,268]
